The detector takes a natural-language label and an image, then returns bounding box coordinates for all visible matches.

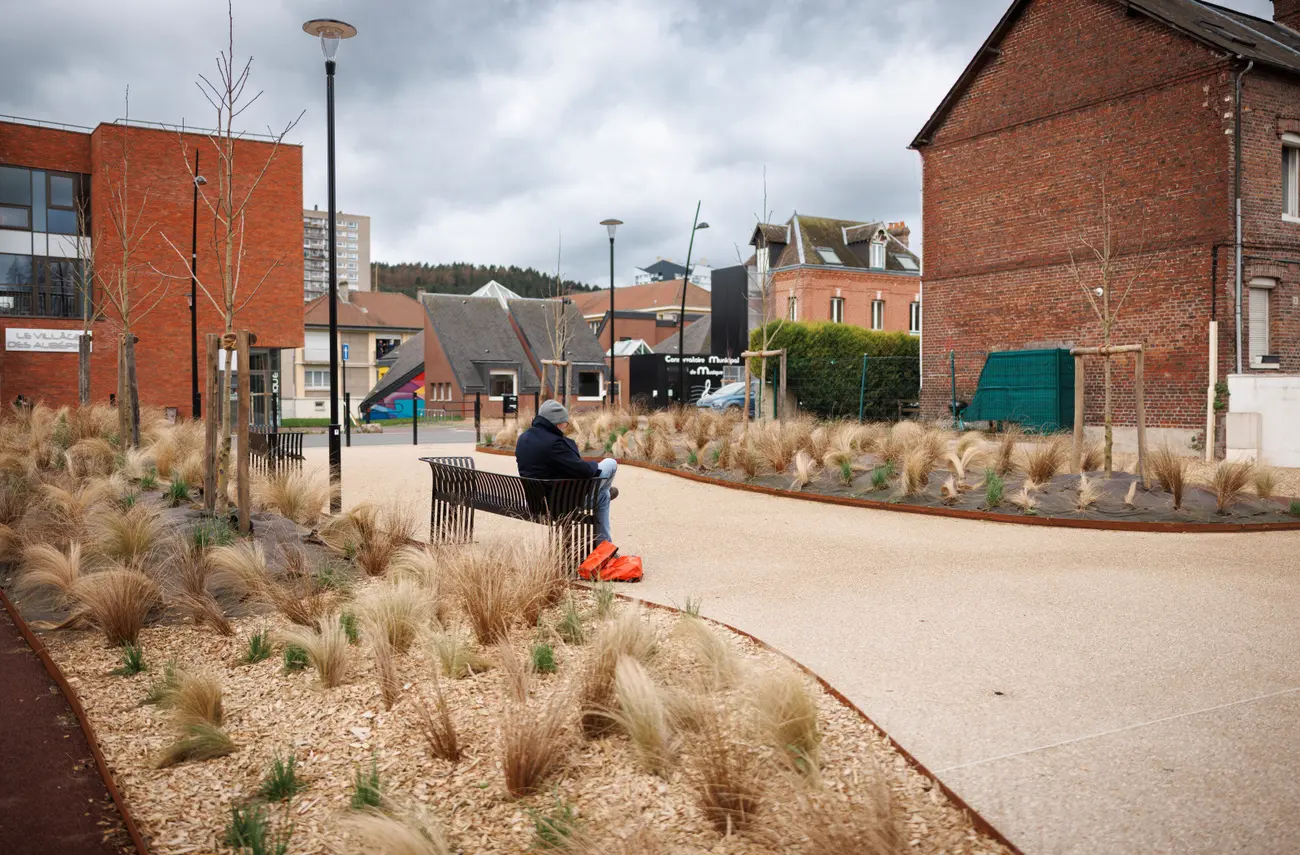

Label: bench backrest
[421,457,599,523]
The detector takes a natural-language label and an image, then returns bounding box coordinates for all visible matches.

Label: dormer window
[869,240,886,269]
[816,246,842,265]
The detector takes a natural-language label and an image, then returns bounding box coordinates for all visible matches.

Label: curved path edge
[598,588,1027,855]
[477,445,1300,534]
[0,587,151,855]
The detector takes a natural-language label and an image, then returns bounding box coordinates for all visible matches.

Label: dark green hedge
[748,322,920,420]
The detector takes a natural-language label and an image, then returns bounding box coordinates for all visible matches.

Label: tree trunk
[116,335,129,445]
[217,352,233,516]
[78,334,91,406]
[125,333,141,447]
[1103,354,1113,478]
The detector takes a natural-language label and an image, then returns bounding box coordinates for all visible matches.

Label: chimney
[887,221,911,249]
[338,280,351,303]
[1276,0,1300,31]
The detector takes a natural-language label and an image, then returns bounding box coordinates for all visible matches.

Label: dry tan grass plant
[430,625,493,679]
[497,637,533,703]
[1079,439,1104,472]
[1254,464,1278,500]
[1149,445,1189,509]
[945,445,986,483]
[444,545,518,645]
[1076,473,1100,511]
[251,467,330,527]
[65,437,116,479]
[693,704,764,835]
[369,626,402,710]
[580,609,658,738]
[677,615,742,689]
[994,426,1023,476]
[1009,479,1041,513]
[752,665,821,773]
[794,769,904,855]
[359,578,428,654]
[280,615,352,688]
[1210,460,1254,513]
[16,542,83,606]
[343,811,453,855]
[897,446,936,497]
[940,476,959,505]
[955,430,984,456]
[155,723,236,769]
[494,421,520,448]
[414,670,462,763]
[1124,480,1138,508]
[790,451,817,491]
[612,655,676,775]
[169,670,225,728]
[171,541,232,636]
[502,688,573,797]
[68,567,161,645]
[90,502,169,568]
[1021,436,1069,483]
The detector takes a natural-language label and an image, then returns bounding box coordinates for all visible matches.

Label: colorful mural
[366,371,425,420]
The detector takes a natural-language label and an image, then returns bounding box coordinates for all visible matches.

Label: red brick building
[0,117,303,420]
[912,0,1300,435]
[572,279,712,352]
[746,215,921,334]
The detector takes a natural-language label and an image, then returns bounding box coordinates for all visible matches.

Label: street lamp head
[600,218,623,240]
[695,222,710,231]
[194,175,207,187]
[303,18,357,62]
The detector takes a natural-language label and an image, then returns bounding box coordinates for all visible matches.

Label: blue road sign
[342,343,349,361]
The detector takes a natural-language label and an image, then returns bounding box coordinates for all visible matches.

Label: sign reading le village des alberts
[4,328,91,353]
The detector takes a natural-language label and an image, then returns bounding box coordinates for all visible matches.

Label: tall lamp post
[189,154,207,420]
[599,218,622,407]
[676,203,709,401]
[304,17,357,513]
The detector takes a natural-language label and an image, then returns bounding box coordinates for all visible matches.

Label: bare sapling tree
[544,232,574,403]
[1063,175,1163,476]
[159,1,302,514]
[73,197,95,406]
[94,90,172,446]
[736,168,791,420]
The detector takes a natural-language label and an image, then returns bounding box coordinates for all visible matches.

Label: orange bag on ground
[578,543,643,582]
[578,541,618,580]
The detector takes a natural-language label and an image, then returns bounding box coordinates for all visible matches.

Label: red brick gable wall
[771,267,920,332]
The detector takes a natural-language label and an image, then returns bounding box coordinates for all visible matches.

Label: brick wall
[0,121,303,414]
[915,0,1300,429]
[771,267,920,332]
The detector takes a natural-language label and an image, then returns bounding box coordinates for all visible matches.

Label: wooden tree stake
[1073,355,1085,473]
[236,330,252,534]
[204,334,220,512]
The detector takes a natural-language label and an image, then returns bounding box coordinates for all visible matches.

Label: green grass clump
[681,595,702,617]
[282,645,309,673]
[258,751,307,802]
[121,491,138,508]
[315,560,354,593]
[870,463,893,491]
[138,470,158,490]
[112,642,147,676]
[351,757,382,810]
[531,643,557,674]
[165,477,191,508]
[687,449,699,467]
[530,797,579,850]
[339,612,360,644]
[224,802,292,855]
[1290,499,1300,517]
[555,597,585,645]
[592,581,616,619]
[837,459,854,486]
[192,518,236,549]
[243,630,273,665]
[984,469,1004,509]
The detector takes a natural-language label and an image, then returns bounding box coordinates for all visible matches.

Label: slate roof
[571,280,712,317]
[508,299,607,367]
[637,259,689,280]
[304,290,424,330]
[420,294,541,394]
[653,316,711,355]
[912,0,1300,148]
[749,214,921,274]
[359,331,425,410]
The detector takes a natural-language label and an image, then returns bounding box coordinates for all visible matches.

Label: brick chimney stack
[887,221,911,249]
[1276,0,1300,31]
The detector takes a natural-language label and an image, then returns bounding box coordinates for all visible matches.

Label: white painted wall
[1227,374,1300,467]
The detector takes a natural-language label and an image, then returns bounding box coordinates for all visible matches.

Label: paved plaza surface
[312,442,1300,855]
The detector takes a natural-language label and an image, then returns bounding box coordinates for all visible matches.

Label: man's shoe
[609,486,619,501]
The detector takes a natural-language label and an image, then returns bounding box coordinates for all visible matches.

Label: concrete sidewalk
[321,444,1300,855]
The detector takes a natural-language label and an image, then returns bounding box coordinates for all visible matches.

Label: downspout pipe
[1234,58,1253,374]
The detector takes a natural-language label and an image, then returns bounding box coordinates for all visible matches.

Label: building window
[871,299,885,330]
[869,241,886,269]
[1284,138,1300,221]
[577,370,604,400]
[488,369,517,400]
[304,330,330,362]
[816,246,843,265]
[375,337,400,361]
[304,369,330,389]
[787,296,798,321]
[1249,279,1274,366]
[909,301,921,335]
[830,297,844,323]
[0,166,87,235]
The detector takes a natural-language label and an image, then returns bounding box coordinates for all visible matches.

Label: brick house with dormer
[912,0,1300,442]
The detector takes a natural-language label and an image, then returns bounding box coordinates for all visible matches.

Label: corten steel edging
[475,445,1300,534]
[589,588,1026,855]
[0,588,151,855]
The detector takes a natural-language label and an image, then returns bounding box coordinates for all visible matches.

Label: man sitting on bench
[514,400,618,545]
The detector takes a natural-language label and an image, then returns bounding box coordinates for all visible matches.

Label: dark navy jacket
[514,416,600,480]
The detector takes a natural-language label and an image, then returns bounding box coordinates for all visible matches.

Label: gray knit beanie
[538,399,569,426]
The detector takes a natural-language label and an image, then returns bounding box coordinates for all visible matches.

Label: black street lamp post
[599,218,622,407]
[189,153,206,420]
[304,18,357,513]
[676,203,708,401]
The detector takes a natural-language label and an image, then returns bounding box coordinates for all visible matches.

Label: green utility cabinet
[962,348,1074,432]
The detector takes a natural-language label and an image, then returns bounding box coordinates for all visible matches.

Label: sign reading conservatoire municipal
[4,328,90,353]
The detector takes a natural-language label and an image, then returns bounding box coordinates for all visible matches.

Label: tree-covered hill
[372,262,595,299]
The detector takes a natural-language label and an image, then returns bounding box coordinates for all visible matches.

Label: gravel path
[318,442,1300,855]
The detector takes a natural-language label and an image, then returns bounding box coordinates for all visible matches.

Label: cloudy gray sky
[0,0,1275,286]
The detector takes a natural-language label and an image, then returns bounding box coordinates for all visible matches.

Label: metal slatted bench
[421,456,602,568]
[249,428,305,475]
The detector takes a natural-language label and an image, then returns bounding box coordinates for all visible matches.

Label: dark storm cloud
[0,0,1276,284]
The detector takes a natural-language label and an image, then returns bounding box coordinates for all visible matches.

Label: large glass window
[488,370,517,400]
[577,370,603,400]
[0,166,86,234]
[871,299,885,330]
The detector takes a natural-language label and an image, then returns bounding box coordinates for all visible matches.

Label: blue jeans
[594,458,617,545]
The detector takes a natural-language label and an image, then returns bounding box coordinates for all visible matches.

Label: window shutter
[1249,287,1269,363]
